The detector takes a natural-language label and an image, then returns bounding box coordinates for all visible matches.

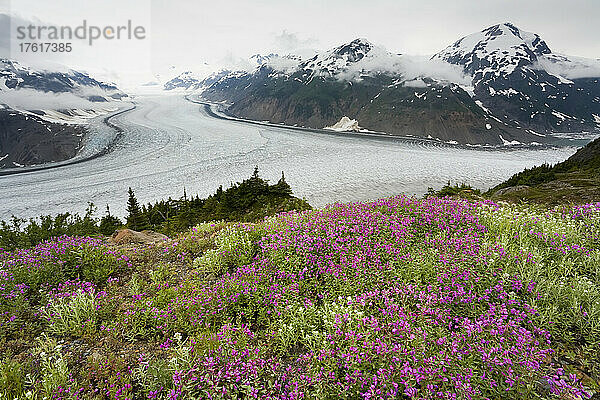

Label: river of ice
[0,94,578,220]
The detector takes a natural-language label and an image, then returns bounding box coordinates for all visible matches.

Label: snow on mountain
[250,53,278,66]
[163,71,204,90]
[434,22,600,84]
[433,23,551,81]
[536,53,600,80]
[0,59,126,100]
[0,59,130,168]
[433,23,600,135]
[298,38,403,81]
[0,59,127,125]
[197,24,599,144]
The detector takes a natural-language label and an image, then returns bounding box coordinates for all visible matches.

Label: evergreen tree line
[0,168,310,250]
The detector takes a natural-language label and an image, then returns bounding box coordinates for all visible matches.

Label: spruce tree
[99,204,122,235]
[126,188,150,231]
[273,171,293,196]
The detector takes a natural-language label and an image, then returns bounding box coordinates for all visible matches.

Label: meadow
[1,196,599,399]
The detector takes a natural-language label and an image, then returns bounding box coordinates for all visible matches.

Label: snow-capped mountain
[0,59,126,101]
[250,53,278,66]
[163,71,203,90]
[200,38,532,146]
[433,23,600,135]
[163,53,304,91]
[298,38,402,80]
[434,23,551,81]
[0,59,128,168]
[197,23,600,145]
[164,69,235,91]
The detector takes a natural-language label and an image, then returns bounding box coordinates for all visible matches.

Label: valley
[0,94,575,220]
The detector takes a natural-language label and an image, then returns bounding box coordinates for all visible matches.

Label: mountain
[163,71,202,90]
[433,23,600,136]
[0,59,127,168]
[200,39,537,145]
[488,136,600,204]
[0,108,85,168]
[0,59,127,101]
[164,69,232,91]
[162,53,284,92]
[197,25,600,146]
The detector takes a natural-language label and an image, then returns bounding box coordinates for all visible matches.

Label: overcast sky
[1,0,599,88]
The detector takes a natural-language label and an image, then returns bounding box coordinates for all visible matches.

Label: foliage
[1,197,599,399]
[0,203,113,252]
[142,167,311,234]
[0,168,310,251]
[490,163,557,191]
[427,181,482,198]
[126,187,151,231]
[98,205,122,236]
[0,236,130,339]
[487,137,600,203]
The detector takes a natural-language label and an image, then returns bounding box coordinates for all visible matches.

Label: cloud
[264,55,301,74]
[0,88,117,110]
[336,50,403,81]
[272,30,318,59]
[311,42,472,85]
[535,54,600,79]
[399,55,472,86]
[403,78,428,88]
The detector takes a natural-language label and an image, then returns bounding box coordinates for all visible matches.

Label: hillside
[1,196,598,398]
[488,136,600,203]
[200,38,538,146]
[433,23,600,135]
[0,109,85,168]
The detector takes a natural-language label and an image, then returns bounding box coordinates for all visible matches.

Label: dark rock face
[0,110,84,168]
[0,59,129,168]
[0,59,126,99]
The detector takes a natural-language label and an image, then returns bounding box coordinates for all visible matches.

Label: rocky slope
[0,109,84,168]
[0,59,126,101]
[201,39,535,145]
[433,23,600,138]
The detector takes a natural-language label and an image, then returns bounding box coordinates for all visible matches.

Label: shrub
[0,355,26,400]
[192,225,258,277]
[39,280,98,337]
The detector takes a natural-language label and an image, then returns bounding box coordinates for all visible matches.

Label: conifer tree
[126,187,150,231]
[99,204,122,235]
[273,171,293,196]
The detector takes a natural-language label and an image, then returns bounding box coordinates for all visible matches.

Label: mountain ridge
[0,59,128,168]
[488,135,600,204]
[167,22,600,146]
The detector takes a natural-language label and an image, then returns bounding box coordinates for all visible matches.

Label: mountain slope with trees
[487,136,600,203]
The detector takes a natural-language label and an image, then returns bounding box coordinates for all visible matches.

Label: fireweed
[0,236,130,338]
[1,197,598,399]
